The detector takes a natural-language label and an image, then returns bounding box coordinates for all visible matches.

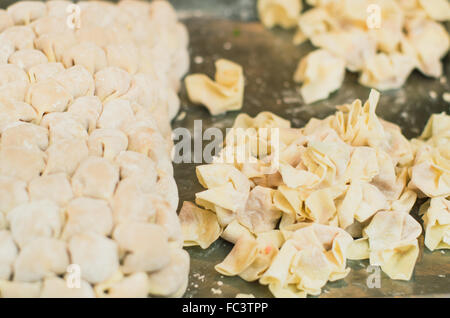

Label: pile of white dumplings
[0,0,190,297]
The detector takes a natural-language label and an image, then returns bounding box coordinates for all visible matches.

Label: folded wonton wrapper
[260,223,352,296]
[179,201,221,249]
[349,211,422,281]
[294,49,346,104]
[257,0,302,29]
[185,59,244,115]
[422,197,450,251]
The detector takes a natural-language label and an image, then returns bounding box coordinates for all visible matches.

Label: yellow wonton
[422,197,450,251]
[363,211,422,280]
[257,0,302,29]
[185,59,244,115]
[179,201,222,249]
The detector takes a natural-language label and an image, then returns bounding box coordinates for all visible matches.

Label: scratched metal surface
[169,1,450,298]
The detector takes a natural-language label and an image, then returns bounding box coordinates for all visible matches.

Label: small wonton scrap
[179,201,221,249]
[257,0,302,29]
[185,59,244,115]
[294,49,345,104]
[422,197,450,251]
[363,211,422,280]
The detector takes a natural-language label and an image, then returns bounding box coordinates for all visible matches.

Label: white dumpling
[7,1,46,25]
[67,96,102,133]
[0,9,13,33]
[0,280,41,297]
[71,156,119,201]
[62,197,113,240]
[112,177,157,224]
[114,150,157,187]
[154,197,182,244]
[156,175,179,212]
[0,231,18,280]
[40,276,95,298]
[0,26,35,50]
[78,1,121,28]
[149,0,178,26]
[97,99,135,131]
[72,23,105,46]
[68,232,119,284]
[113,222,171,273]
[147,248,190,297]
[28,173,73,206]
[46,0,73,17]
[0,146,46,182]
[26,79,73,120]
[95,272,149,298]
[31,15,69,36]
[7,200,62,248]
[0,99,37,132]
[1,122,48,151]
[53,65,95,98]
[0,37,14,64]
[41,112,88,145]
[88,128,128,160]
[14,238,69,282]
[35,32,77,62]
[123,121,173,174]
[62,42,107,74]
[8,49,48,71]
[94,66,131,101]
[0,64,29,102]
[0,176,28,214]
[44,139,88,176]
[121,73,173,135]
[28,62,64,83]
[104,42,139,74]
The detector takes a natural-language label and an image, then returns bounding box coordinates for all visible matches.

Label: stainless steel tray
[170,1,450,298]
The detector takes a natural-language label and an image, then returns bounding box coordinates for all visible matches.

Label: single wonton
[257,0,302,29]
[185,59,244,115]
[179,201,222,249]
[294,49,345,104]
[422,197,450,251]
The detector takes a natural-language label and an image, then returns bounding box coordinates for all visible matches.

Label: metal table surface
[169,0,450,298]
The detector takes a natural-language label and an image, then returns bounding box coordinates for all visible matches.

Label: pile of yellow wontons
[180,89,450,297]
[258,0,450,103]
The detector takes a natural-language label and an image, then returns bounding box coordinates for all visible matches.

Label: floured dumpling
[0,0,188,299]
[14,237,69,282]
[68,232,119,284]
